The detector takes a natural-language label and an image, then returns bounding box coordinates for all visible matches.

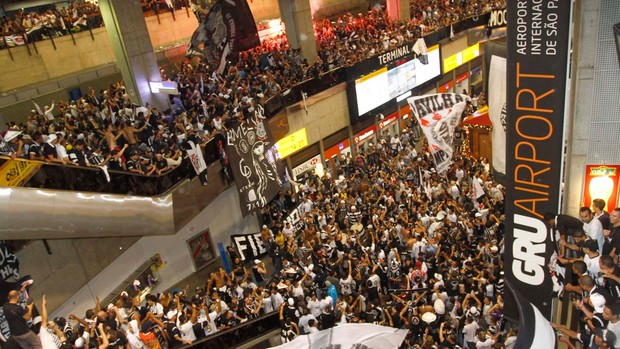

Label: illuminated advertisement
[583,165,620,211]
[443,43,480,73]
[275,128,308,158]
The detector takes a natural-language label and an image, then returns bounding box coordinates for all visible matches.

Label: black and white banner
[0,241,21,341]
[226,114,284,216]
[187,141,208,176]
[504,0,572,347]
[187,0,260,73]
[407,93,469,174]
[488,55,507,174]
[285,204,306,232]
[231,233,268,261]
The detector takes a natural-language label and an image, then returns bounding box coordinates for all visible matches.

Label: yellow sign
[276,128,308,158]
[443,43,480,73]
[0,159,41,187]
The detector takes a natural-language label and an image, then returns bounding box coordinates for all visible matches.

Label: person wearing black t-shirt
[105,328,129,349]
[2,290,42,349]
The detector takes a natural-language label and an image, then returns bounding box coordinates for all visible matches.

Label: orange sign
[582,165,620,211]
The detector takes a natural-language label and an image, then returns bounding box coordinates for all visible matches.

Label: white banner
[407,93,469,174]
[489,55,507,173]
[187,141,207,175]
[231,232,267,261]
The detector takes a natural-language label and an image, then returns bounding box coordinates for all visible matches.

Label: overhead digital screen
[354,45,441,117]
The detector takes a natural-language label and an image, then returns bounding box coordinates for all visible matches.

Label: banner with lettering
[488,55,507,173]
[186,0,260,73]
[504,0,572,347]
[0,241,21,341]
[231,232,267,261]
[226,112,284,216]
[407,93,469,174]
[0,160,42,187]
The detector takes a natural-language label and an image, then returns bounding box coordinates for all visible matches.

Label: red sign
[456,72,468,84]
[438,80,454,93]
[354,125,377,144]
[325,139,350,159]
[379,112,399,129]
[582,165,620,211]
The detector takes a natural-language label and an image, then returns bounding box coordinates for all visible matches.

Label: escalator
[0,135,232,240]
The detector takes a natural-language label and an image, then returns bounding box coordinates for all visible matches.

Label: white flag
[488,55,507,173]
[407,93,470,174]
[187,141,207,175]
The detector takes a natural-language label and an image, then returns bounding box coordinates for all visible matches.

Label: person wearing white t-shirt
[581,207,605,253]
[177,305,198,343]
[307,294,322,318]
[463,316,480,349]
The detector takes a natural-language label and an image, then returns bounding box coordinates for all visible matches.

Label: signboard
[379,112,399,129]
[582,165,620,212]
[275,128,308,158]
[456,72,469,84]
[438,80,454,93]
[504,0,572,347]
[0,160,41,187]
[488,9,507,29]
[354,125,377,144]
[231,232,268,261]
[187,229,215,271]
[293,154,321,178]
[443,43,480,73]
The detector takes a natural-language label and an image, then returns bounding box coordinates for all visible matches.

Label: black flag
[187,0,260,73]
[226,107,284,216]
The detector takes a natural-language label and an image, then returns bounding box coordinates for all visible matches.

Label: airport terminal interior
[0,0,619,348]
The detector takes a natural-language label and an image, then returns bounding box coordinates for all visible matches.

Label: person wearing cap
[252,259,267,285]
[0,130,24,159]
[42,133,61,163]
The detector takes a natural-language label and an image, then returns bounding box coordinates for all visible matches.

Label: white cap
[469,306,479,316]
[254,259,261,264]
[46,134,57,143]
[288,298,295,305]
[434,273,443,281]
[421,312,437,324]
[351,205,356,210]
[166,309,178,319]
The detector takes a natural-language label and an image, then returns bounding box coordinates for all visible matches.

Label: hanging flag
[488,55,507,173]
[187,0,260,73]
[407,93,470,174]
[226,115,284,216]
[503,0,572,335]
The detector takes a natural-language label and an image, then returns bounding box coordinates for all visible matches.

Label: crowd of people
[0,0,505,188]
[0,1,102,46]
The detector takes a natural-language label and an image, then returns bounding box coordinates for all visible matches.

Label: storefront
[454,65,469,95]
[323,128,351,177]
[290,142,321,180]
[354,124,377,153]
[378,111,400,138]
[469,57,484,95]
[292,154,323,180]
